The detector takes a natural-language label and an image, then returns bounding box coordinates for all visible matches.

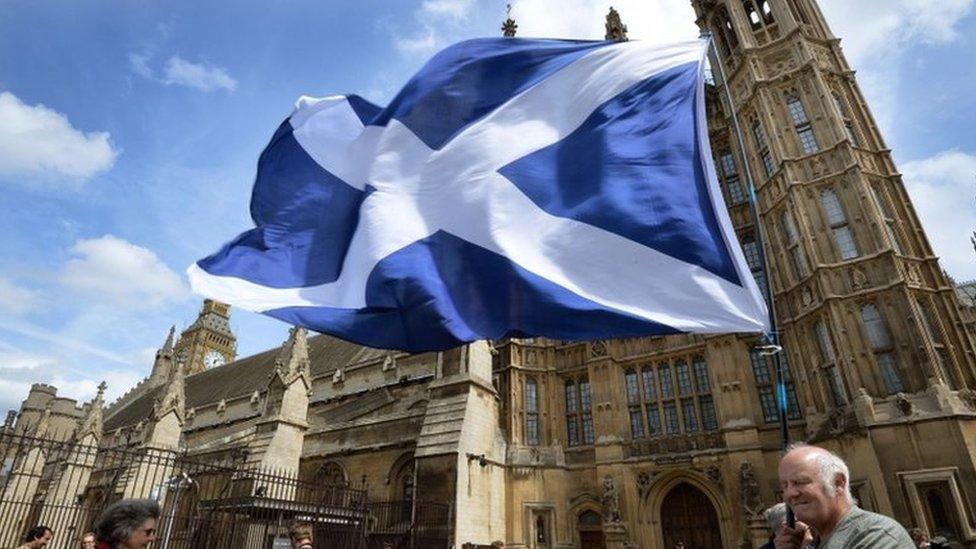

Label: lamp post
[159,471,195,549]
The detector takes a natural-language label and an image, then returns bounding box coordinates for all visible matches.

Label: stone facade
[7,1,976,547]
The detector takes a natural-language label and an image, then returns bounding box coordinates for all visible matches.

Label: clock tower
[174,299,237,375]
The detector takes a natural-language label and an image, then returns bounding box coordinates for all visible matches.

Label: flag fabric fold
[188,37,769,351]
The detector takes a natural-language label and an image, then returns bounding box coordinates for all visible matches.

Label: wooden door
[660,483,723,549]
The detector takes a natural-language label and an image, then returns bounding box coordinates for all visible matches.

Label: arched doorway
[660,482,723,549]
[578,509,604,549]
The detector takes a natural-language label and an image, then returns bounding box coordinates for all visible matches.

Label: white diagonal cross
[189,39,766,332]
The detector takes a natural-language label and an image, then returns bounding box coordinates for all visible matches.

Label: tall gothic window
[917,298,956,387]
[525,377,539,446]
[868,185,903,254]
[717,6,739,51]
[781,210,809,279]
[623,356,717,440]
[743,0,762,30]
[751,350,802,423]
[718,151,746,205]
[751,121,776,178]
[860,304,905,393]
[820,188,859,260]
[786,92,819,155]
[815,320,847,406]
[742,239,769,298]
[565,377,594,446]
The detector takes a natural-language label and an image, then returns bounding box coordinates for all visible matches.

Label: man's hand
[775,521,813,549]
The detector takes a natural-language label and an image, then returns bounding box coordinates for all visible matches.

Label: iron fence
[0,431,369,549]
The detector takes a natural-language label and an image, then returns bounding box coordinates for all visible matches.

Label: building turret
[150,326,177,382]
[173,299,236,375]
[245,327,311,475]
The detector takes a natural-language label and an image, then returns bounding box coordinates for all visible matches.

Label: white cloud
[421,0,475,20]
[0,91,118,183]
[163,56,237,92]
[0,351,56,371]
[394,28,439,55]
[0,278,42,315]
[130,54,237,92]
[509,0,696,42]
[128,52,154,79]
[60,235,187,309]
[818,0,974,145]
[901,150,976,280]
[821,0,974,67]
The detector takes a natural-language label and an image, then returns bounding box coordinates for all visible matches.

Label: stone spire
[161,325,176,355]
[271,326,311,386]
[153,357,185,422]
[501,3,518,37]
[605,7,628,41]
[151,325,177,382]
[76,382,106,440]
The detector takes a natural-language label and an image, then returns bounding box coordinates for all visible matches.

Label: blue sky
[1,0,974,412]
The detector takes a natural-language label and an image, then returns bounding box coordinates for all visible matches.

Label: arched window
[832,92,861,147]
[760,0,775,24]
[743,0,762,30]
[525,377,539,446]
[716,151,745,205]
[860,304,904,394]
[564,377,595,446]
[820,189,859,260]
[786,92,818,154]
[391,458,415,521]
[314,461,347,487]
[717,6,739,50]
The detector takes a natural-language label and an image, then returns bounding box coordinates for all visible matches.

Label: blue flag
[188,38,769,351]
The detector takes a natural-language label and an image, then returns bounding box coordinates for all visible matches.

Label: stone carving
[250,390,260,408]
[957,388,976,412]
[591,340,608,358]
[850,267,868,290]
[906,263,921,285]
[601,475,622,523]
[501,4,517,37]
[895,393,914,416]
[382,352,396,371]
[636,471,655,498]
[216,399,227,415]
[604,7,628,42]
[801,287,813,307]
[705,465,723,488]
[332,368,345,384]
[739,461,763,517]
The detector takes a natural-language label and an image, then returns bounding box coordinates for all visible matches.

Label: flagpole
[701,30,795,521]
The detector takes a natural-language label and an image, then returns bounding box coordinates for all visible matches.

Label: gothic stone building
[9,1,976,547]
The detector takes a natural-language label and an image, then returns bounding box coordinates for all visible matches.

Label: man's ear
[834,472,847,494]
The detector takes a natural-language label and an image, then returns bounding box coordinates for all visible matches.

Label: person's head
[93,499,159,549]
[288,521,313,549]
[763,502,788,533]
[81,532,96,549]
[779,444,855,531]
[23,526,53,548]
[909,527,928,543]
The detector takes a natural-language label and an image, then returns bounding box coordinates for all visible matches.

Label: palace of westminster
[5,0,976,547]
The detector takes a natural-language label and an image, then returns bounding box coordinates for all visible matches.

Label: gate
[0,432,369,549]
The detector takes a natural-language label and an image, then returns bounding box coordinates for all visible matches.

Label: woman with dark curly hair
[92,499,159,549]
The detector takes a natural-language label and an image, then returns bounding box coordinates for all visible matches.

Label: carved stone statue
[501,4,518,37]
[601,475,622,523]
[739,461,763,516]
[605,7,629,41]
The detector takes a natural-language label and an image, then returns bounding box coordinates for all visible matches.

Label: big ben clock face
[204,350,226,368]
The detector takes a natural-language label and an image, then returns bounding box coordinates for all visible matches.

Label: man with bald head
[775,444,913,548]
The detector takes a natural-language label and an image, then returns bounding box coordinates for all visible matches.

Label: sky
[1,0,974,413]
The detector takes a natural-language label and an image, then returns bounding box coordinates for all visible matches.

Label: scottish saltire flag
[188,37,769,351]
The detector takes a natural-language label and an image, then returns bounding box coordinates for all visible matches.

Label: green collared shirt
[819,506,914,548]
